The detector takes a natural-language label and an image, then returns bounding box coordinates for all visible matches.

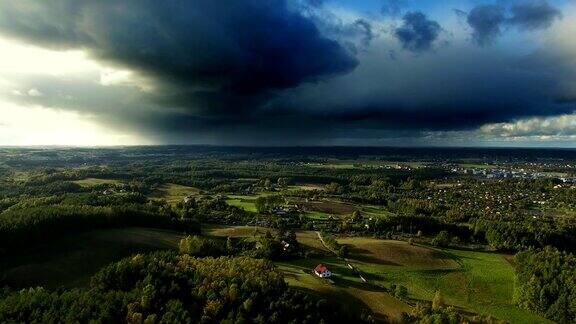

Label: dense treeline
[0,252,349,323]
[514,247,576,323]
[473,219,576,252]
[181,196,251,225]
[0,204,199,254]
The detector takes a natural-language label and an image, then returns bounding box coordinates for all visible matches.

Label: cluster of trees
[178,235,228,257]
[473,219,576,252]
[398,290,504,323]
[389,283,408,300]
[249,230,300,260]
[402,302,504,324]
[0,252,349,323]
[430,230,461,247]
[514,247,576,323]
[319,232,349,257]
[181,196,250,225]
[364,214,472,243]
[254,195,284,213]
[179,229,301,262]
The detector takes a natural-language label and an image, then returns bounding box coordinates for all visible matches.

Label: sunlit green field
[73,178,122,187]
[150,183,201,205]
[225,195,259,212]
[203,224,268,237]
[304,210,331,220]
[277,255,411,322]
[340,237,550,324]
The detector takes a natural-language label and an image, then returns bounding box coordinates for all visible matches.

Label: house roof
[314,264,329,273]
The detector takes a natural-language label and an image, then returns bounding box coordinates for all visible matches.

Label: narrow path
[316,231,334,253]
[315,231,410,321]
[315,231,362,280]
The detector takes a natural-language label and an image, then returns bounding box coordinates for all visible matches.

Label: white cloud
[0,37,153,146]
[0,38,99,76]
[27,88,43,97]
[0,102,150,146]
[480,114,576,138]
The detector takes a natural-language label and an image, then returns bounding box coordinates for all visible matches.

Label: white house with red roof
[313,264,332,278]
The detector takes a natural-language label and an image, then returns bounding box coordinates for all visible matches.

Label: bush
[431,231,450,247]
[178,235,227,257]
[432,291,445,311]
[394,285,408,299]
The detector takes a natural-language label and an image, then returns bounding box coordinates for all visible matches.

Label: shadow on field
[348,246,402,266]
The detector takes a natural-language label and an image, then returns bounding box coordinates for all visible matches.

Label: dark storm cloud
[467,1,561,46]
[509,1,561,31]
[0,0,357,114]
[5,39,576,145]
[394,12,441,52]
[467,5,507,46]
[0,0,574,145]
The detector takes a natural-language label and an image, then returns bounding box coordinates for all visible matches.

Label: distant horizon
[2,144,576,150]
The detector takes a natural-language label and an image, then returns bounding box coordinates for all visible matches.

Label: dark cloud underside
[394,12,441,52]
[467,5,507,46]
[467,1,561,46]
[509,1,561,30]
[0,0,357,112]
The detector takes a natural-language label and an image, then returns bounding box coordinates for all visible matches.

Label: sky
[0,0,575,147]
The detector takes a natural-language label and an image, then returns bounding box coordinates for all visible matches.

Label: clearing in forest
[73,178,122,187]
[150,183,201,205]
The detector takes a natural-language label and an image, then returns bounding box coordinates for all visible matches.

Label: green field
[150,183,201,205]
[361,206,395,218]
[1,219,551,323]
[208,226,413,321]
[0,227,183,289]
[308,163,357,169]
[305,210,331,220]
[73,178,122,187]
[203,224,268,237]
[277,234,412,322]
[277,256,411,322]
[340,237,550,323]
[225,195,259,212]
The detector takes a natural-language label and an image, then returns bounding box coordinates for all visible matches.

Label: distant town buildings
[451,166,576,183]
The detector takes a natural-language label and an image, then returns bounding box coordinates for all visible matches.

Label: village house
[280,240,290,251]
[313,264,332,278]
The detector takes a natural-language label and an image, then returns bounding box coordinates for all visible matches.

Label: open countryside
[1,147,575,323]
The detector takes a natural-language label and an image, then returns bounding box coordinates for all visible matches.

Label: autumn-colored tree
[432,290,445,311]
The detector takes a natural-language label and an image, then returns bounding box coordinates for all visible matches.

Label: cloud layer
[394,12,441,52]
[0,0,574,146]
[0,0,357,116]
[466,1,561,46]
